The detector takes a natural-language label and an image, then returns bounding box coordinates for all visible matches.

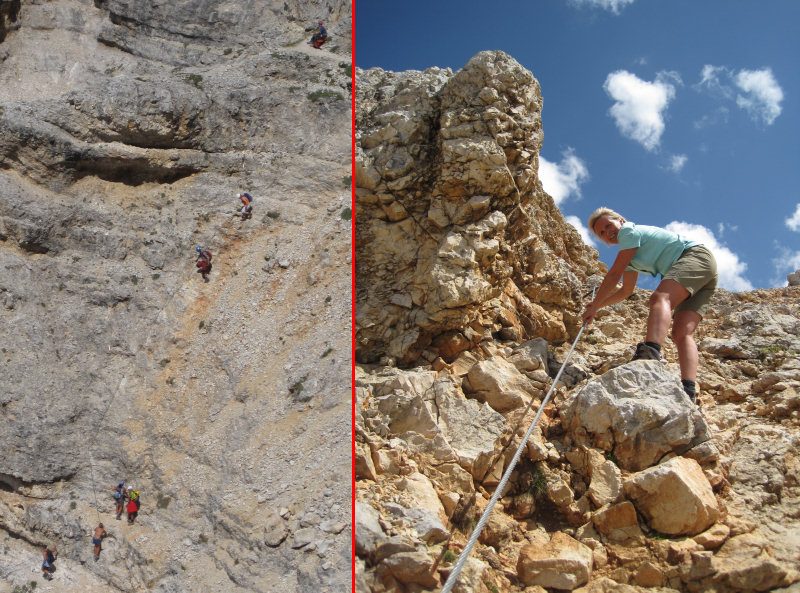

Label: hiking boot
[630,342,661,362]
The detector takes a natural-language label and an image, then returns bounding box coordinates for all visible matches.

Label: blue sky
[355,0,800,290]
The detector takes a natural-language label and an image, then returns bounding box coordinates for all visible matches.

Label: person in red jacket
[195,246,212,281]
[127,497,139,525]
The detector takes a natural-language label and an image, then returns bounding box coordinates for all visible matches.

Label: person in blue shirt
[311,21,327,49]
[582,207,718,401]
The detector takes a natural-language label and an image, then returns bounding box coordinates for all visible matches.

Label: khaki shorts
[664,245,718,317]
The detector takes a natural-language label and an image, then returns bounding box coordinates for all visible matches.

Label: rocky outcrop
[355,51,603,366]
[355,52,800,593]
[1,1,351,592]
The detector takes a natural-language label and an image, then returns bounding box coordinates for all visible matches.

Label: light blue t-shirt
[617,222,699,278]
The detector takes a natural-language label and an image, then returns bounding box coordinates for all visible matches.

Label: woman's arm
[583,248,637,323]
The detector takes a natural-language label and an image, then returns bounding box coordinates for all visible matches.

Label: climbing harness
[439,288,595,593]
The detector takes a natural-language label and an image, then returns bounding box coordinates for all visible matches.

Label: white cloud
[604,70,678,151]
[539,148,589,206]
[771,244,800,287]
[566,215,597,248]
[667,154,687,173]
[786,203,800,232]
[694,65,783,126]
[695,65,735,100]
[735,68,783,125]
[569,0,637,14]
[665,221,753,291]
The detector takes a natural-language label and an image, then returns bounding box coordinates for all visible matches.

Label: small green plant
[290,376,308,396]
[758,345,798,360]
[70,501,76,510]
[156,493,172,509]
[340,207,352,221]
[321,348,333,359]
[198,320,205,329]
[307,89,344,102]
[130,275,139,285]
[159,358,170,368]
[325,295,332,303]
[198,533,208,543]
[152,273,160,280]
[605,451,620,466]
[530,466,547,497]
[267,210,280,219]
[443,550,457,564]
[185,73,203,88]
[342,175,352,188]
[224,48,233,55]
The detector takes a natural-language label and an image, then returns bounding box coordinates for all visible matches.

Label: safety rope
[440,289,593,593]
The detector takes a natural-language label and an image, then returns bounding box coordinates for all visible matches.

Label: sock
[681,379,696,401]
[645,341,661,353]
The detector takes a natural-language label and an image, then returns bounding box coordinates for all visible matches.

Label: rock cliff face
[1,1,351,592]
[355,52,800,593]
[355,51,602,367]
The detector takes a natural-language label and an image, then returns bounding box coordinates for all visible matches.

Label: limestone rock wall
[0,1,351,592]
[355,51,603,367]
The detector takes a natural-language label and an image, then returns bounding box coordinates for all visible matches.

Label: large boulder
[517,531,593,590]
[623,457,719,536]
[560,361,712,471]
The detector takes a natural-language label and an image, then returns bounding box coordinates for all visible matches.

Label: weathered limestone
[517,532,593,590]
[0,2,352,591]
[561,361,712,471]
[355,51,601,365]
[624,457,719,536]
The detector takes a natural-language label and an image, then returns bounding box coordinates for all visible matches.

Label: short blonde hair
[588,207,625,238]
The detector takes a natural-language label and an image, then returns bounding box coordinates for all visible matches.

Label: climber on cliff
[126,494,139,525]
[310,20,327,49]
[92,523,107,561]
[237,192,253,220]
[195,246,212,281]
[42,545,57,580]
[581,207,718,403]
[113,480,126,520]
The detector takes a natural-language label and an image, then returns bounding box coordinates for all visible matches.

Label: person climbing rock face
[195,246,212,281]
[113,481,125,520]
[93,523,107,561]
[127,491,139,525]
[237,192,253,220]
[311,20,327,48]
[42,545,57,580]
[582,207,718,403]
